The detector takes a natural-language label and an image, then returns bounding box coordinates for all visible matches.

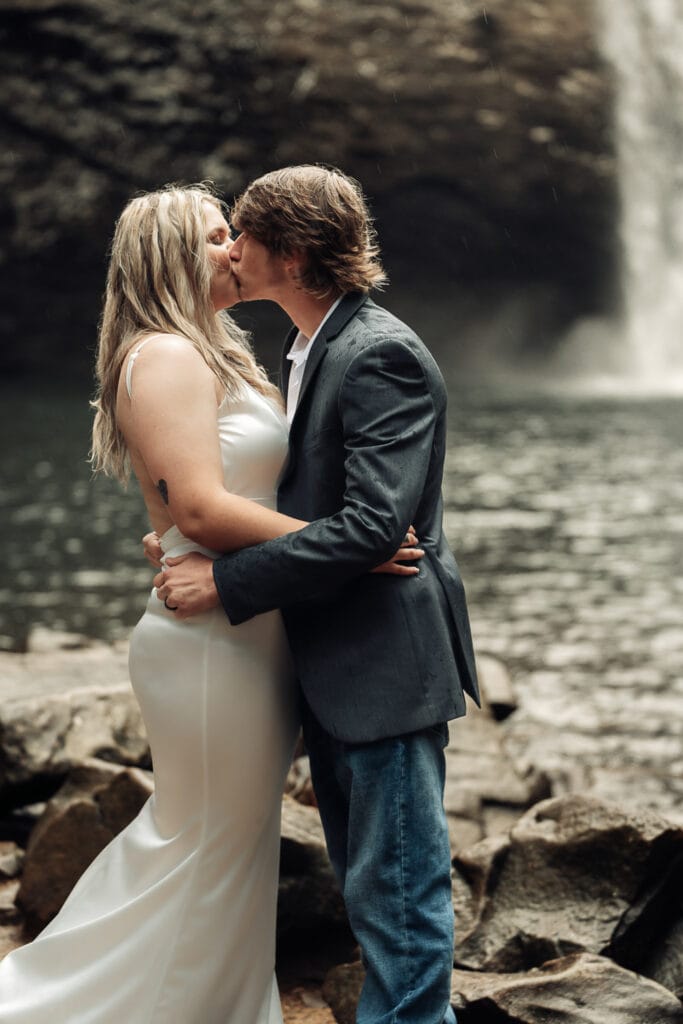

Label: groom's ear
[283,248,307,284]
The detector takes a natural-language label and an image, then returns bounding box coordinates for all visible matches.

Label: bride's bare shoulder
[121,333,213,395]
[129,332,203,365]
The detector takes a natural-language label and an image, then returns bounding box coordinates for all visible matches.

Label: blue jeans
[302,702,457,1024]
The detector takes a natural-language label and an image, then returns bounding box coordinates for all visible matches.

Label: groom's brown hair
[230,165,387,298]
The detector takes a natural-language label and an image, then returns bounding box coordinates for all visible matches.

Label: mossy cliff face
[0,0,616,374]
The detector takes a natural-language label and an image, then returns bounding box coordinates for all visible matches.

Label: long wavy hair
[231,165,388,298]
[91,183,281,483]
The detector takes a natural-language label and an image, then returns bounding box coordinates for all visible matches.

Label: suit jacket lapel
[277,293,368,491]
[286,292,368,428]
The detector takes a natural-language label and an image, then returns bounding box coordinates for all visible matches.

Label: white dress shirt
[285,296,344,425]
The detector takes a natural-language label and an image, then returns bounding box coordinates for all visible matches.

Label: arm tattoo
[157,479,169,505]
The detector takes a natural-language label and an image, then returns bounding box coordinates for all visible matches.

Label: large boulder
[453,794,683,984]
[0,0,617,377]
[277,794,350,944]
[322,961,364,1024]
[15,775,350,948]
[322,953,683,1024]
[450,953,683,1024]
[646,917,683,1002]
[0,633,148,798]
[17,759,154,932]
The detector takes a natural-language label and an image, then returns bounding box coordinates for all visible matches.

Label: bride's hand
[153,552,219,619]
[372,526,425,576]
[143,531,163,568]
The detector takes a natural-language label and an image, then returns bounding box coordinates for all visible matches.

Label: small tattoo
[157,479,169,505]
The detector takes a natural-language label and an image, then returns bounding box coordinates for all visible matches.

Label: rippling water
[440,382,683,822]
[1,377,682,821]
[0,385,152,646]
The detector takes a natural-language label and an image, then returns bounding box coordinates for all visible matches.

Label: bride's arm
[122,336,307,551]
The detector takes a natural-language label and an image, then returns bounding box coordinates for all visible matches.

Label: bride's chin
[213,289,240,312]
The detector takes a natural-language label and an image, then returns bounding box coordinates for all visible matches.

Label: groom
[157,165,479,1023]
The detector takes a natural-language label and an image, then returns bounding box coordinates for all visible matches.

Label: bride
[0,183,418,1023]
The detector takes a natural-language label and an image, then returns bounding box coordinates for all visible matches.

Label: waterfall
[600,0,683,383]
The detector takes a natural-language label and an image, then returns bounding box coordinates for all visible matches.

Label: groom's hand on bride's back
[153,553,219,619]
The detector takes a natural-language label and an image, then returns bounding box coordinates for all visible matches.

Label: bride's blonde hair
[91,183,281,483]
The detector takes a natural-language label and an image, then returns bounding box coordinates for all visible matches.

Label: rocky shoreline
[1,628,682,1022]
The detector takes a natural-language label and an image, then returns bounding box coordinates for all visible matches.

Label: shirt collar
[286,295,345,365]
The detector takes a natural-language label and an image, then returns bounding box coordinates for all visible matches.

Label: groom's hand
[153,553,219,619]
[372,525,425,576]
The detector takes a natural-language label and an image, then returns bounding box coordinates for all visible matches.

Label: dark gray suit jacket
[213,292,479,743]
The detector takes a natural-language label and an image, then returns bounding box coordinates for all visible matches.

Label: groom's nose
[229,234,244,261]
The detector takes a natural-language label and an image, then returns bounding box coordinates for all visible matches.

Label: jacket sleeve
[212,337,438,624]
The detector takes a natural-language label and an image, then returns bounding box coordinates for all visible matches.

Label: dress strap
[125,337,154,398]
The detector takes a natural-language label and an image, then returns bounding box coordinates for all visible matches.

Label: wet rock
[445,672,551,852]
[476,653,518,722]
[453,794,683,982]
[278,795,349,943]
[0,842,24,881]
[17,759,153,932]
[0,638,149,796]
[285,753,317,807]
[321,960,364,1024]
[3,802,49,848]
[324,953,683,1023]
[450,952,683,1024]
[645,917,683,1002]
[0,880,24,960]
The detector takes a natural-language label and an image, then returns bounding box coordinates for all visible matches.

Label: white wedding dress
[0,369,299,1022]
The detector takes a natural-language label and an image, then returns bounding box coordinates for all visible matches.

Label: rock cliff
[0,0,616,374]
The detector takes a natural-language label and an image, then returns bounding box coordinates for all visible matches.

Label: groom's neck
[280,290,342,340]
